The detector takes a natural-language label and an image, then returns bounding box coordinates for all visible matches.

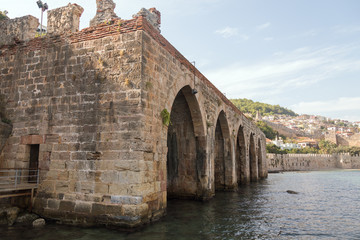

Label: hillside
[230,98,297,117]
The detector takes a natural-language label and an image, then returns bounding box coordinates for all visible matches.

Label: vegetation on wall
[230,98,297,117]
[161,109,171,126]
[0,10,9,21]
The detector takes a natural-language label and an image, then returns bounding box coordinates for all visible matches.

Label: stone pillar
[0,15,39,46]
[90,0,118,27]
[47,3,84,35]
[133,8,161,32]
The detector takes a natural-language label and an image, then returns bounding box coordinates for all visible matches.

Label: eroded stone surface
[47,3,84,35]
[133,8,161,32]
[0,15,39,45]
[90,0,118,27]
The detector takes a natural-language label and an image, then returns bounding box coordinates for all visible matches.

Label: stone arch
[257,138,264,179]
[166,85,206,199]
[214,110,232,190]
[249,133,258,182]
[236,125,248,184]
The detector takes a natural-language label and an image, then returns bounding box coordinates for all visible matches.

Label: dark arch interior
[249,134,257,182]
[236,126,247,184]
[214,111,232,190]
[214,117,225,190]
[167,89,199,199]
[257,138,263,179]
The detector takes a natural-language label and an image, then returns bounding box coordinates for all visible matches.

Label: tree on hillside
[230,98,297,117]
[318,140,337,154]
[256,121,278,140]
[266,144,286,154]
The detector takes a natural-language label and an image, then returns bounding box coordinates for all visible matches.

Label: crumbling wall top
[90,0,118,27]
[0,15,39,46]
[47,3,84,36]
[133,8,161,33]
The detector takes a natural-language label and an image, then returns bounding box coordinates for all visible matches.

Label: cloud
[264,37,274,41]
[292,97,360,113]
[334,25,360,34]
[291,98,360,121]
[240,34,250,40]
[205,44,360,100]
[215,27,239,38]
[257,22,271,30]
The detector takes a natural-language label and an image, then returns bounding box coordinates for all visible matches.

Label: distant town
[257,113,360,150]
[230,98,360,154]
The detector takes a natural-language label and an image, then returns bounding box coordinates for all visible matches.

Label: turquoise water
[2,170,360,239]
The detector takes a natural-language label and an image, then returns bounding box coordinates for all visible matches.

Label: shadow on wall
[0,94,12,152]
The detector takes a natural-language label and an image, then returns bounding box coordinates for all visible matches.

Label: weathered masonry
[0,1,267,228]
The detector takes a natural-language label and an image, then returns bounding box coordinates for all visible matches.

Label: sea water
[1,170,360,240]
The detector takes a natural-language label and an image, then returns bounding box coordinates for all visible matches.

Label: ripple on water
[1,170,359,240]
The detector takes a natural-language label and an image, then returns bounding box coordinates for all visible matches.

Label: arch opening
[249,134,258,182]
[214,111,231,191]
[236,126,247,184]
[257,138,263,179]
[166,86,206,199]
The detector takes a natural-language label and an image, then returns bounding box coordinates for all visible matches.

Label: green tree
[318,140,337,154]
[230,98,297,117]
[266,144,286,154]
[256,121,278,140]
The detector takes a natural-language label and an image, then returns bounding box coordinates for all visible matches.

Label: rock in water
[32,218,46,227]
[286,190,299,194]
[5,207,20,226]
[16,212,39,224]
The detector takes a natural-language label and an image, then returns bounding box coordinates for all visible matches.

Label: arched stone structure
[0,4,268,228]
[167,86,206,199]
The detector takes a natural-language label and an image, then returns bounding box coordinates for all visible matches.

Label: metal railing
[0,168,39,191]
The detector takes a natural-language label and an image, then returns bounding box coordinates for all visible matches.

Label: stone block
[20,135,44,144]
[55,181,69,192]
[33,198,47,212]
[94,183,109,194]
[59,200,75,212]
[122,203,148,217]
[47,199,60,210]
[108,184,128,195]
[74,201,92,214]
[114,160,140,171]
[91,203,107,215]
[110,195,143,205]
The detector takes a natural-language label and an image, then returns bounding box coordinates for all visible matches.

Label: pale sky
[3,0,360,121]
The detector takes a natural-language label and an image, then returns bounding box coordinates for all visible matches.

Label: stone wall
[263,120,301,138]
[267,153,360,172]
[0,15,39,46]
[0,3,267,228]
[338,134,360,147]
[0,122,12,152]
[47,4,84,35]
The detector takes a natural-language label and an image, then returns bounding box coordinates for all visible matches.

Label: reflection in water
[1,170,360,239]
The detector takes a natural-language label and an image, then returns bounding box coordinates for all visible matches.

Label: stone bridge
[0,1,267,228]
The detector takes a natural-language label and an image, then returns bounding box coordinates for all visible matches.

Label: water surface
[2,170,360,239]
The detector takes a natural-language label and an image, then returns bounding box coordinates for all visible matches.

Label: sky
[2,0,360,121]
